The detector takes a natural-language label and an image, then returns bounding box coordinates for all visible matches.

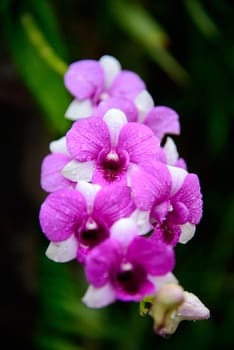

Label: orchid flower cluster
[39,55,210,336]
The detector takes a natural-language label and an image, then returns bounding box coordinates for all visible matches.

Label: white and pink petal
[41,153,73,192]
[135,90,154,123]
[49,136,70,155]
[45,234,78,262]
[99,55,121,89]
[179,222,196,244]
[103,108,128,147]
[82,284,116,308]
[76,181,101,214]
[65,98,93,121]
[62,159,95,182]
[110,218,138,247]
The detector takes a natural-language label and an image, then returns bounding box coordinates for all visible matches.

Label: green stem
[184,0,220,39]
[21,13,68,75]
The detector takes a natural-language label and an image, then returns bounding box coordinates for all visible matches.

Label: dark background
[1,0,233,349]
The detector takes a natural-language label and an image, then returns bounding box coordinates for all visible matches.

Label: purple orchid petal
[66,116,110,161]
[118,122,160,164]
[39,189,86,242]
[144,106,180,140]
[41,153,74,192]
[110,70,146,100]
[167,201,190,225]
[127,236,175,276]
[171,174,203,224]
[129,162,171,211]
[150,200,170,224]
[64,60,104,101]
[93,186,135,228]
[175,158,187,170]
[85,238,122,287]
[163,137,187,169]
[95,97,138,122]
[82,284,116,308]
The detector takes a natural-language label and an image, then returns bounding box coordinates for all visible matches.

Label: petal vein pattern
[118,123,161,164]
[39,189,86,242]
[66,117,110,161]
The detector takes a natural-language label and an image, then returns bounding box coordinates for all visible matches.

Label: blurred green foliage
[1,0,234,349]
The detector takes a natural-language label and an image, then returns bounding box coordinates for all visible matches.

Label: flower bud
[150,284,210,336]
[150,283,184,336]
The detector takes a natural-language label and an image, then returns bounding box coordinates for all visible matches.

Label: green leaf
[2,5,71,135]
[110,0,190,86]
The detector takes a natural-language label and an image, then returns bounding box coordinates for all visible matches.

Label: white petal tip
[179,223,196,244]
[65,99,93,120]
[164,137,179,165]
[110,218,138,246]
[99,55,121,88]
[129,209,152,235]
[62,160,95,182]
[45,235,78,262]
[135,90,154,123]
[82,284,116,308]
[179,292,210,320]
[49,136,69,155]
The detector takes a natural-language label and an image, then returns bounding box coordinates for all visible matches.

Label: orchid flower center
[115,262,146,294]
[160,221,175,244]
[98,149,129,183]
[99,92,109,101]
[157,220,181,246]
[79,217,108,248]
